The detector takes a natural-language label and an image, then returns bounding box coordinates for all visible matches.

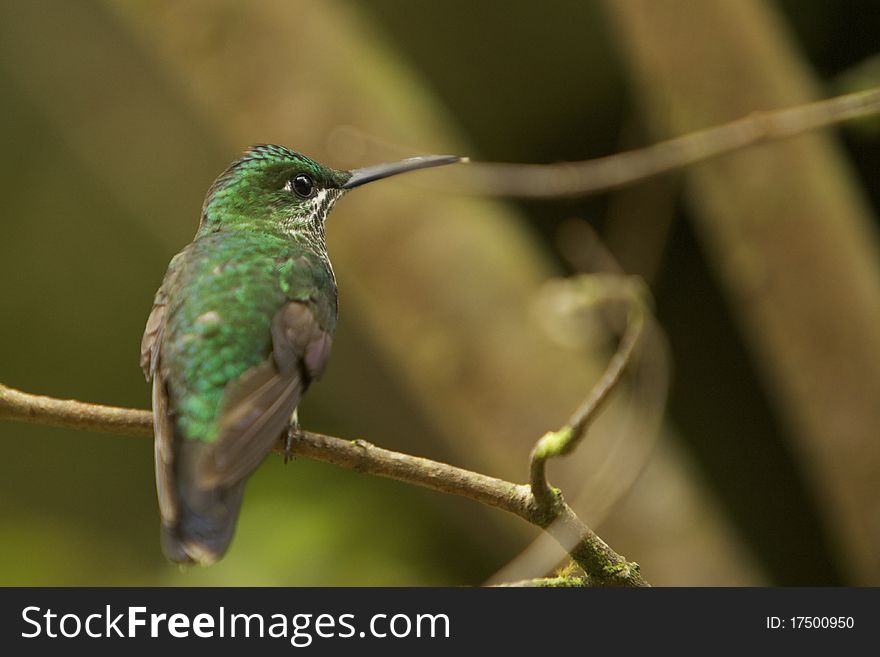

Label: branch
[0,375,647,586]
[458,87,880,198]
[493,576,590,588]
[0,384,152,437]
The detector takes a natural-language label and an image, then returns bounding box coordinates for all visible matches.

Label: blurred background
[1,0,878,586]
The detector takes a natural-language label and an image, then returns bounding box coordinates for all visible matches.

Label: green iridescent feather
[160,231,336,442]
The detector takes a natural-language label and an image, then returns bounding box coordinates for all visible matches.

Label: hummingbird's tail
[160,441,247,566]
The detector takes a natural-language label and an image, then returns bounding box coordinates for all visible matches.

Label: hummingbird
[140,144,462,565]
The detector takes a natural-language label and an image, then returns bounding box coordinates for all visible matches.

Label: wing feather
[141,250,187,380]
[152,370,178,525]
[196,300,333,489]
[141,303,165,379]
[199,362,303,488]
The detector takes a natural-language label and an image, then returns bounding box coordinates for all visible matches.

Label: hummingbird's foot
[284,426,299,464]
[285,408,300,464]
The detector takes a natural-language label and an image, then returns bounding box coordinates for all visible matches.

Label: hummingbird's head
[200,144,464,236]
[200,144,348,235]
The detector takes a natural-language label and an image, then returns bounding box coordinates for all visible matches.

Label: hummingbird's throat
[283,187,343,241]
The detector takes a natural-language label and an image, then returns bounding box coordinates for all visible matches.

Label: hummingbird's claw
[284,408,301,464]
[284,427,296,464]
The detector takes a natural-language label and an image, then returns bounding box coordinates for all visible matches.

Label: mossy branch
[493,576,591,588]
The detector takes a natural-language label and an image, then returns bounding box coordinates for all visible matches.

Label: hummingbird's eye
[290,173,315,199]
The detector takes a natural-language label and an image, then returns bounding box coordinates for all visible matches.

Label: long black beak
[342,154,465,189]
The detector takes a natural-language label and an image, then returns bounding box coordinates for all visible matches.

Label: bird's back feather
[142,230,336,564]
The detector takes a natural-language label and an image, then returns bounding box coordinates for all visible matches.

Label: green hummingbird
[140,144,462,565]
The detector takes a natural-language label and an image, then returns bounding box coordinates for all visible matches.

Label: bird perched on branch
[141,145,462,565]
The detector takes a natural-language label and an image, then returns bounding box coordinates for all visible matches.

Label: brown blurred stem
[0,380,647,587]
[462,87,880,198]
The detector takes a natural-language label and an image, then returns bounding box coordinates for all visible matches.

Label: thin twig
[455,87,880,198]
[0,381,648,586]
[530,277,648,507]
